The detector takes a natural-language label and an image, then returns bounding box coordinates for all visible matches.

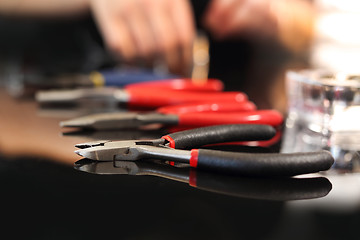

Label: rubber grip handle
[126,88,247,108]
[177,110,283,127]
[99,69,178,86]
[164,124,276,149]
[157,101,256,114]
[195,149,334,176]
[125,78,224,92]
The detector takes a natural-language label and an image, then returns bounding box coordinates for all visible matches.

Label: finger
[203,0,244,38]
[123,1,156,60]
[219,2,249,37]
[91,1,137,61]
[107,18,139,61]
[203,0,236,28]
[224,0,275,38]
[203,0,226,21]
[169,0,195,75]
[146,0,182,74]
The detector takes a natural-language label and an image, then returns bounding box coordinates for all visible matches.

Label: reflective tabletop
[1,89,360,240]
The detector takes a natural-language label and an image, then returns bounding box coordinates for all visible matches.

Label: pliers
[86,68,181,87]
[5,68,184,98]
[35,78,234,109]
[74,124,334,176]
[60,101,282,130]
[61,109,282,130]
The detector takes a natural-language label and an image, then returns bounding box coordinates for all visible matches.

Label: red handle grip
[125,78,224,92]
[126,88,248,108]
[177,110,283,127]
[157,101,256,114]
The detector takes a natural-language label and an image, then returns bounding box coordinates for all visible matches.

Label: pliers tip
[75,148,103,160]
[60,117,96,128]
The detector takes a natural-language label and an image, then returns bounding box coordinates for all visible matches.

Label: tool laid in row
[123,78,223,92]
[74,124,334,176]
[86,68,180,87]
[59,100,281,130]
[36,81,245,109]
[52,76,284,147]
[75,158,332,201]
[6,68,183,98]
[155,101,255,114]
[35,77,223,97]
[61,108,282,130]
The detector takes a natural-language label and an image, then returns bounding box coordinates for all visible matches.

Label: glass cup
[286,69,360,135]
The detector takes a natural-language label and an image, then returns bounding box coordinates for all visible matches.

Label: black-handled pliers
[74,124,334,176]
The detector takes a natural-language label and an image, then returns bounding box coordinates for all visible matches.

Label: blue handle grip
[97,69,179,86]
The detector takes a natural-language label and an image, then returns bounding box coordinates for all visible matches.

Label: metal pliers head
[75,138,169,161]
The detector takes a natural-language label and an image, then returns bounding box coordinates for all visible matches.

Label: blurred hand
[203,0,314,52]
[203,0,277,40]
[90,0,195,75]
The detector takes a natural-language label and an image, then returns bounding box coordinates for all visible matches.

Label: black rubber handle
[165,124,276,149]
[196,149,334,176]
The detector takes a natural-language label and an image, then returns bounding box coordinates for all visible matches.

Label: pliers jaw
[74,139,170,161]
[75,140,138,161]
[75,140,113,149]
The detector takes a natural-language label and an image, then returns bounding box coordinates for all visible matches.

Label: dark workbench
[1,89,360,240]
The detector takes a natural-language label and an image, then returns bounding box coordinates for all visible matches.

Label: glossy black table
[1,89,360,240]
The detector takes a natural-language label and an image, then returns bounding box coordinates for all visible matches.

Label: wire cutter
[74,124,334,176]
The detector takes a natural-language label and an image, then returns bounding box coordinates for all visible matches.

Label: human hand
[203,0,277,40]
[90,0,195,75]
[203,0,314,53]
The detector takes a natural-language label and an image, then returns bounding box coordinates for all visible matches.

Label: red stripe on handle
[161,135,176,148]
[190,149,199,168]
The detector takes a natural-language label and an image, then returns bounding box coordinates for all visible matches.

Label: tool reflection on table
[35,79,244,109]
[74,158,332,201]
[74,125,334,176]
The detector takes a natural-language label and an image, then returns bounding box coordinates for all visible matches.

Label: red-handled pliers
[74,124,334,176]
[156,101,256,114]
[124,78,224,92]
[60,104,282,130]
[36,87,247,109]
